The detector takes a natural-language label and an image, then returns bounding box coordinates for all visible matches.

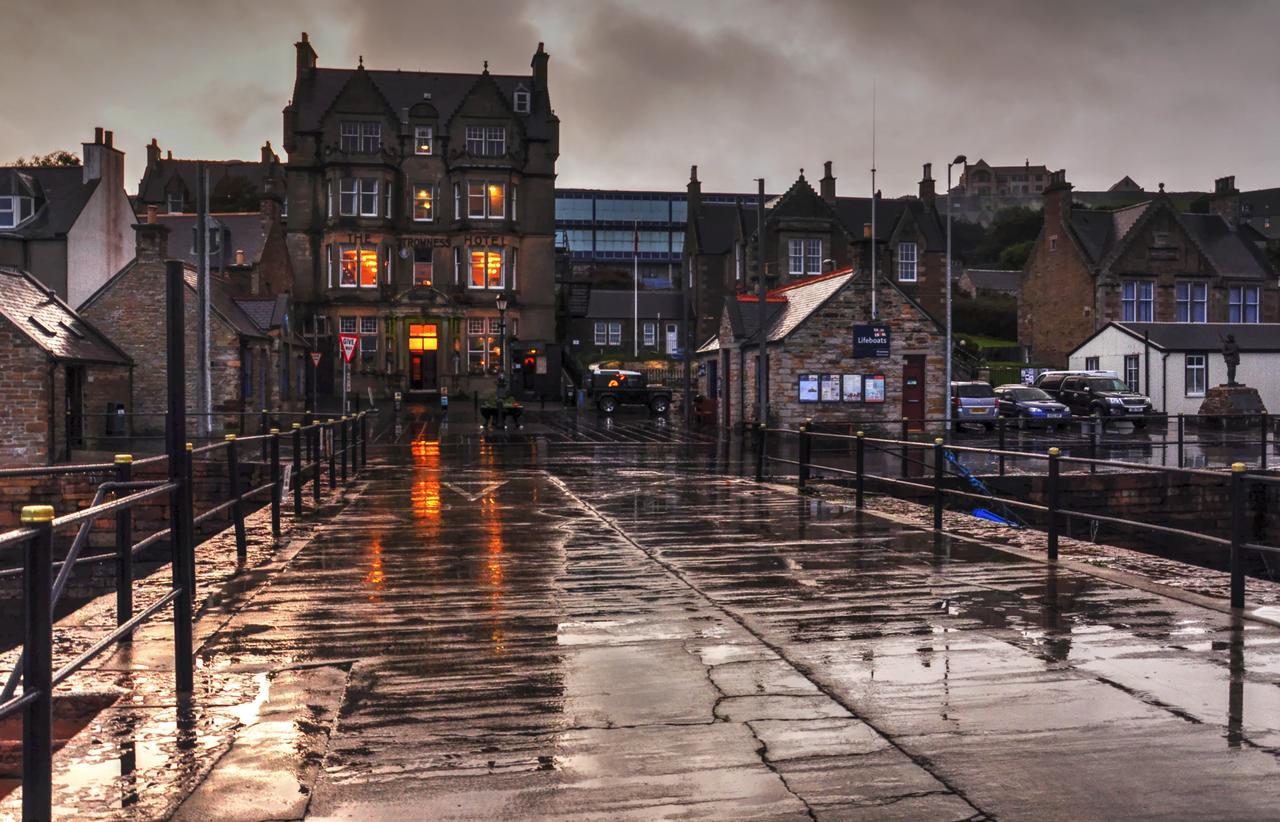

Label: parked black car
[993,384,1071,428]
[587,369,672,415]
[1049,374,1153,426]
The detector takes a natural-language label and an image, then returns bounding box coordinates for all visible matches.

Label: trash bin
[105,403,126,437]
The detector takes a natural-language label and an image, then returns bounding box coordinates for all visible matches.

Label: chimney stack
[1042,169,1073,231]
[295,32,317,83]
[133,215,170,264]
[819,161,836,203]
[918,162,936,209]
[687,164,702,222]
[146,138,161,170]
[1211,175,1240,228]
[532,41,549,91]
[82,126,124,189]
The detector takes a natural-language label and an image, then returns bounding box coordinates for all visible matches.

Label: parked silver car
[950,381,998,432]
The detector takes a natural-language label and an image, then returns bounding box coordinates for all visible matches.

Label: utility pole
[756,177,767,427]
[196,163,211,436]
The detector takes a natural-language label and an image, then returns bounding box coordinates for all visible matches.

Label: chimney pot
[863,223,872,239]
[104,130,113,148]
[146,205,157,224]
[94,127,104,143]
[235,249,246,266]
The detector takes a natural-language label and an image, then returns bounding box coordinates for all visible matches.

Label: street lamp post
[495,293,509,401]
[945,154,967,435]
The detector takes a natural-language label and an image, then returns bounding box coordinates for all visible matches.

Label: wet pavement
[8,409,1280,819]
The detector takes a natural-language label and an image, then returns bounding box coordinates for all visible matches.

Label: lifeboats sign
[853,324,891,358]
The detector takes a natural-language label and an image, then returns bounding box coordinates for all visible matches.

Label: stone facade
[282,34,559,400]
[0,322,52,464]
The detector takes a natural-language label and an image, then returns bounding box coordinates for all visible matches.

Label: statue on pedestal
[1222,334,1241,387]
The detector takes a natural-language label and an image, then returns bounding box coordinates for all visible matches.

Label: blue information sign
[853,324,891,358]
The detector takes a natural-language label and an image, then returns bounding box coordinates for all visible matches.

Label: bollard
[21,504,54,822]
[1047,447,1061,561]
[998,417,1007,477]
[269,429,281,541]
[226,435,247,560]
[933,438,945,530]
[1177,413,1185,468]
[900,417,909,479]
[291,423,303,518]
[1230,462,1247,609]
[755,422,766,482]
[855,431,865,510]
[797,421,812,490]
[340,416,349,483]
[114,454,134,642]
[327,420,337,492]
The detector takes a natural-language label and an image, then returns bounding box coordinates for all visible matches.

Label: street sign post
[338,334,359,415]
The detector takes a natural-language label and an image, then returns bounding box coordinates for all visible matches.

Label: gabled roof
[0,268,130,365]
[829,197,908,243]
[137,156,280,207]
[158,213,268,268]
[732,270,855,344]
[1092,322,1280,353]
[0,167,98,239]
[291,66,553,138]
[1178,213,1275,278]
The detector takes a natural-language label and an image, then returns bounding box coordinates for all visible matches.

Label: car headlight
[1029,407,1045,415]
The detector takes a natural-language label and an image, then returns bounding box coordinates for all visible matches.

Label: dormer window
[340,121,382,153]
[191,223,223,254]
[414,126,433,155]
[513,89,530,114]
[0,196,34,229]
[166,192,183,214]
[465,126,506,156]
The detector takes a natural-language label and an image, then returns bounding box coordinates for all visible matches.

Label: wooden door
[903,355,926,430]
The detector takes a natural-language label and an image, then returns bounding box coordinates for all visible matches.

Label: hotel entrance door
[408,323,439,391]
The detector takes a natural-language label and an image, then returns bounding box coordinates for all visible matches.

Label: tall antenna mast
[870,82,877,320]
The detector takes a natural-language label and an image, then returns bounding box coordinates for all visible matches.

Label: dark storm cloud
[3,0,1278,196]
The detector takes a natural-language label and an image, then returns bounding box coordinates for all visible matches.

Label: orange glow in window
[408,323,438,352]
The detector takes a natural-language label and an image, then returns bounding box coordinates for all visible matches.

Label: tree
[10,150,80,167]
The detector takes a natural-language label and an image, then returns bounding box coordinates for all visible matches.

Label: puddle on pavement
[0,691,120,800]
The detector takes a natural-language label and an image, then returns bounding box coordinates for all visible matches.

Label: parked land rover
[587,369,673,415]
[1035,370,1153,425]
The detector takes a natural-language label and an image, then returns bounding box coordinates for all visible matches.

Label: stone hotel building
[282,34,559,399]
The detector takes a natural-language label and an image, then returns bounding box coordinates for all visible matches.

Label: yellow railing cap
[1049,447,1061,456]
[270,428,280,434]
[291,422,302,428]
[114,453,133,464]
[1232,462,1247,473]
[21,505,54,523]
[225,434,237,441]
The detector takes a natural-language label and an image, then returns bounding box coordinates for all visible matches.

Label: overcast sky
[4,0,1278,197]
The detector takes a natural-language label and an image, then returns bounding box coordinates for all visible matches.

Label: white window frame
[1175,281,1207,323]
[412,184,434,222]
[735,242,743,282]
[358,178,380,217]
[467,317,486,335]
[511,185,518,220]
[414,126,433,155]
[339,178,358,216]
[1084,356,1100,371]
[1122,280,1154,322]
[1124,354,1140,393]
[335,244,379,289]
[788,239,805,276]
[465,127,484,154]
[339,315,357,334]
[805,239,821,275]
[413,260,432,286]
[1185,353,1207,397]
[485,127,505,156]
[514,89,530,113]
[508,247,518,291]
[607,322,622,346]
[468,247,504,290]
[1229,285,1260,323]
[166,192,183,214]
[467,181,505,220]
[0,196,32,228]
[898,242,918,282]
[340,121,359,152]
[359,122,381,153]
[642,322,657,348]
[594,322,608,346]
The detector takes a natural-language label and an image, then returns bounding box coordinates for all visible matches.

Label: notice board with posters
[819,374,841,402]
[864,374,886,403]
[853,324,891,358]
[798,374,820,403]
[841,374,863,402]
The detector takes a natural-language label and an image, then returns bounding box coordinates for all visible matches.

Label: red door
[903,355,926,430]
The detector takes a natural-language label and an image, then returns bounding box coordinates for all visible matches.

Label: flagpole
[870,81,877,321]
[633,219,639,358]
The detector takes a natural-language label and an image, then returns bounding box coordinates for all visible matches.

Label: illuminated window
[898,242,918,282]
[413,261,433,286]
[469,248,503,289]
[467,335,494,373]
[408,323,438,352]
[467,318,486,335]
[338,245,378,288]
[467,181,505,219]
[414,126,433,155]
[412,184,434,221]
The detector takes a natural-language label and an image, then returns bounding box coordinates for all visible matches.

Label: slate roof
[292,67,553,138]
[181,270,270,340]
[0,167,98,239]
[586,290,685,319]
[830,197,908,243]
[1179,213,1274,278]
[1106,322,1280,353]
[157,213,267,268]
[963,269,1021,294]
[694,202,750,254]
[0,268,130,364]
[136,157,279,206]
[732,270,855,344]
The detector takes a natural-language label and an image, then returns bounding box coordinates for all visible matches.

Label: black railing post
[360,411,368,469]
[855,430,865,510]
[260,408,269,460]
[754,422,766,482]
[797,421,811,490]
[291,423,303,518]
[22,504,54,822]
[1090,416,1099,474]
[340,415,349,483]
[269,428,281,541]
[165,259,194,695]
[1177,413,1185,468]
[327,419,337,492]
[998,416,1007,477]
[1261,413,1269,471]
[184,442,195,604]
[1047,447,1061,561]
[933,437,945,531]
[312,424,322,506]
[225,434,247,561]
[1230,461,1246,609]
[900,417,909,479]
[114,454,134,642]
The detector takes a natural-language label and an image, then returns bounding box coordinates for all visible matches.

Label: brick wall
[1019,187,1096,366]
[0,323,51,464]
